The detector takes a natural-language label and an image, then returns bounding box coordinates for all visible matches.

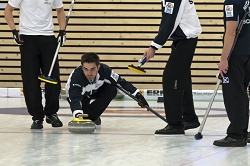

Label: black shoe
[183,121,200,130]
[213,136,246,147]
[31,120,43,129]
[247,132,250,143]
[46,114,63,127]
[155,125,185,135]
[94,117,101,125]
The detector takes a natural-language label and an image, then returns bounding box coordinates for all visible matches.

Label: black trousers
[81,83,117,121]
[19,35,61,121]
[163,38,198,128]
[222,54,250,139]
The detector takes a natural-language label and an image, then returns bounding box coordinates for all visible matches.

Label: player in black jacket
[142,0,202,134]
[65,53,148,124]
[213,0,250,147]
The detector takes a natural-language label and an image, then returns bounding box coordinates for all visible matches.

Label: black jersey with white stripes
[151,0,202,49]
[223,0,250,55]
[65,63,138,112]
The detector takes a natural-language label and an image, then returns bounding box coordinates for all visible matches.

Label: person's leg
[156,38,197,134]
[182,71,197,122]
[224,55,248,139]
[68,91,108,126]
[80,97,101,125]
[40,36,62,127]
[243,83,249,141]
[243,56,250,141]
[156,38,198,134]
[84,83,117,122]
[20,35,44,129]
[213,55,248,147]
[182,71,200,130]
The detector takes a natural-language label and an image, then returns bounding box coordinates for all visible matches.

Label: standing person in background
[4,0,66,129]
[142,0,202,135]
[213,0,250,147]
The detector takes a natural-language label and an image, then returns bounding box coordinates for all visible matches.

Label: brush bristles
[128,65,146,74]
[38,76,58,84]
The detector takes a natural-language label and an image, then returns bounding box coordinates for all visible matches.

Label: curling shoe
[155,125,184,135]
[31,120,43,129]
[213,136,246,147]
[46,114,63,127]
[94,117,101,125]
[183,120,200,130]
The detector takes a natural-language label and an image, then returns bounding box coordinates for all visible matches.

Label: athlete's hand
[11,29,24,45]
[57,30,66,46]
[135,92,149,108]
[218,59,228,78]
[143,47,155,61]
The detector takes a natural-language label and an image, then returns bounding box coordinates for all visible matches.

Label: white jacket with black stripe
[151,0,202,49]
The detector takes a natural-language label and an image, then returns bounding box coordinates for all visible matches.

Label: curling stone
[68,115,96,134]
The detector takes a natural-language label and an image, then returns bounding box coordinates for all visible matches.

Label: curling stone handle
[77,114,88,120]
[78,116,84,120]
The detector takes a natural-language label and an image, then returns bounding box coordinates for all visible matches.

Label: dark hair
[81,52,100,66]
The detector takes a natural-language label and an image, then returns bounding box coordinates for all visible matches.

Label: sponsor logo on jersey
[223,77,229,83]
[225,5,233,17]
[164,2,174,14]
[111,70,119,82]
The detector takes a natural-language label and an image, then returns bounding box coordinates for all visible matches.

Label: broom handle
[47,0,75,77]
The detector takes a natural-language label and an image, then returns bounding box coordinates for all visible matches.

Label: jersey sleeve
[151,0,182,49]
[8,0,22,8]
[53,0,63,9]
[224,0,240,21]
[105,65,138,95]
[66,71,84,114]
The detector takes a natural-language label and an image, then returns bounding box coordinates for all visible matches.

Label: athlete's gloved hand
[11,29,24,45]
[57,30,66,46]
[73,110,84,118]
[135,92,149,108]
